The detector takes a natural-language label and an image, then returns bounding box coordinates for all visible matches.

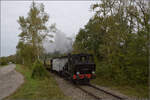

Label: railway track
[77,85,102,100]
[52,73,128,100]
[76,84,127,100]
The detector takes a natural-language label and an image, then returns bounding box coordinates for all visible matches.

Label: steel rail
[76,85,102,100]
[88,84,126,100]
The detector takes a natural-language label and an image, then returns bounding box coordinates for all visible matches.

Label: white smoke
[43,30,74,54]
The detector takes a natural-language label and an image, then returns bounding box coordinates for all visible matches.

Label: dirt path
[0,64,24,100]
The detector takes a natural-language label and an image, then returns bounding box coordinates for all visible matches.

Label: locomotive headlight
[92,71,95,74]
[77,72,80,75]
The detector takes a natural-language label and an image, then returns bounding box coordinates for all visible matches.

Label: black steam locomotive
[46,53,96,83]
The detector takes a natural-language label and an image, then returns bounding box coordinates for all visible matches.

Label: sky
[1,1,98,57]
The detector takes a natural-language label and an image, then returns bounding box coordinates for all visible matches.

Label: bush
[31,60,49,79]
[0,57,8,65]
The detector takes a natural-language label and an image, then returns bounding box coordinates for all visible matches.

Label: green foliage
[0,55,16,66]
[7,55,16,63]
[16,42,35,66]
[73,0,149,86]
[31,60,49,79]
[0,57,8,65]
[16,2,53,65]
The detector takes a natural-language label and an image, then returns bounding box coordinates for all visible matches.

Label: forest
[73,0,149,86]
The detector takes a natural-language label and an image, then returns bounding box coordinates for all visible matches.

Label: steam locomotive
[45,53,96,83]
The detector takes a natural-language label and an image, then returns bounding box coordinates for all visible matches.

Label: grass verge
[91,76,148,98]
[5,64,70,100]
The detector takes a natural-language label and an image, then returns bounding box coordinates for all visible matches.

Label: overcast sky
[1,1,98,57]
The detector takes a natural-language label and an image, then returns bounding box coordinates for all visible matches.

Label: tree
[73,0,149,85]
[16,2,53,65]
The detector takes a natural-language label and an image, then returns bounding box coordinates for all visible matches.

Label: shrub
[0,57,8,65]
[31,60,49,79]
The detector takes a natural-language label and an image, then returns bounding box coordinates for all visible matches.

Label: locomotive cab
[65,53,96,83]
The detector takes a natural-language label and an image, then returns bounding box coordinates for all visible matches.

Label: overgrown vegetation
[0,55,16,66]
[73,0,149,98]
[5,65,68,100]
[0,57,8,66]
[31,60,49,79]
